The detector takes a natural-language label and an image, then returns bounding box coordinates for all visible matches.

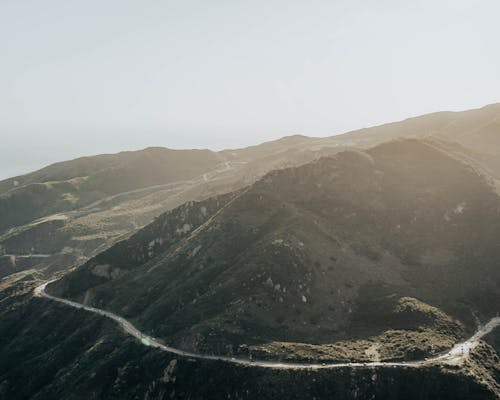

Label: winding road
[34,282,500,370]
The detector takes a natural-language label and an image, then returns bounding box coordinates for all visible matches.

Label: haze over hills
[1,104,500,399]
[2,103,500,281]
[0,147,222,229]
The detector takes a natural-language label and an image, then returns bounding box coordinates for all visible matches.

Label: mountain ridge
[48,138,500,360]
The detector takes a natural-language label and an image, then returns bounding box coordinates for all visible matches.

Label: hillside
[0,138,352,280]
[1,274,497,400]
[3,104,500,282]
[2,105,500,399]
[0,149,251,279]
[49,139,500,361]
[0,147,223,230]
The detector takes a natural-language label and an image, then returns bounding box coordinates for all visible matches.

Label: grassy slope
[0,274,498,400]
[49,139,500,357]
[0,147,221,231]
[3,103,500,282]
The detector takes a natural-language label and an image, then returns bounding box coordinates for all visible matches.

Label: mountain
[48,139,500,364]
[2,138,500,399]
[2,104,500,399]
[3,104,500,282]
[0,147,223,230]
[0,148,244,279]
[1,274,496,400]
[0,137,352,280]
[318,103,500,177]
[320,103,500,151]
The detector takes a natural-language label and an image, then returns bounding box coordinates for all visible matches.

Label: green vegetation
[2,105,500,398]
[0,275,498,399]
[247,297,464,363]
[50,139,500,361]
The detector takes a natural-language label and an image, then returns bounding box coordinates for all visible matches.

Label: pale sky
[1,0,500,179]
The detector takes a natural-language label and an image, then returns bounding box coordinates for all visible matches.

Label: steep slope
[3,103,500,282]
[49,139,500,357]
[1,278,497,399]
[0,149,256,280]
[0,140,350,280]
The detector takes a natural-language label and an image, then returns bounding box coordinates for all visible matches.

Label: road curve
[34,282,500,370]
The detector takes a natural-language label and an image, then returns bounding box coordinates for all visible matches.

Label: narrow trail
[34,282,500,370]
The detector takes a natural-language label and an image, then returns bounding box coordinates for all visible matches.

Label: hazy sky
[1,0,500,179]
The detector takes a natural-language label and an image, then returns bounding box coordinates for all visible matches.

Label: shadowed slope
[49,139,500,356]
